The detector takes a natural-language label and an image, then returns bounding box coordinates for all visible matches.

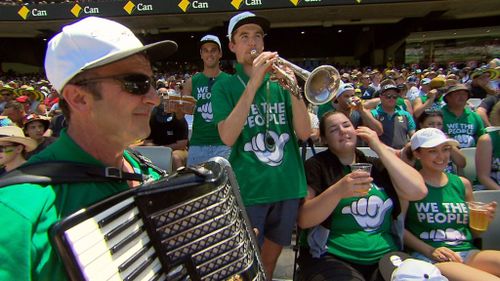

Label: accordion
[50,157,265,281]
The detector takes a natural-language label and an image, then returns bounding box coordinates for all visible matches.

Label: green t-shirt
[317,101,334,119]
[442,105,485,148]
[0,130,161,281]
[189,71,231,145]
[406,173,475,252]
[211,63,307,206]
[326,167,397,265]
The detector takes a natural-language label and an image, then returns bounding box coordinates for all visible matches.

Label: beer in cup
[468,201,490,232]
[349,163,372,196]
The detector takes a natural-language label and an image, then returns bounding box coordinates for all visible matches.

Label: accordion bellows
[51,157,265,281]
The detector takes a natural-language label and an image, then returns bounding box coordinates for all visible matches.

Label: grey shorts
[245,199,300,247]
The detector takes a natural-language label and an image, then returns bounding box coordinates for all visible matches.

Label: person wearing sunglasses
[370,83,416,150]
[0,16,177,281]
[182,34,232,166]
[0,126,37,176]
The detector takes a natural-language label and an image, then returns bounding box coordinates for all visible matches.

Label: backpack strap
[125,147,167,176]
[0,161,144,188]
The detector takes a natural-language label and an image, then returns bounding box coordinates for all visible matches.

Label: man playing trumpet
[212,11,311,280]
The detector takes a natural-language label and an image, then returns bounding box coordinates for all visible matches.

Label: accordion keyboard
[63,197,166,281]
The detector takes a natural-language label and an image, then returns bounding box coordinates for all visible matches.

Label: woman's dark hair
[417,109,443,130]
[319,111,348,138]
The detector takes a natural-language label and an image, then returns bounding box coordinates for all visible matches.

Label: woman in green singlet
[403,127,500,281]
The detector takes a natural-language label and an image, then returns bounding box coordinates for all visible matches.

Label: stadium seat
[133,146,173,173]
[471,190,500,250]
[358,146,379,158]
[467,98,482,110]
[460,147,477,184]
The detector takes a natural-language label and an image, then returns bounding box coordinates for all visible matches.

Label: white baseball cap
[410,128,459,151]
[227,11,270,41]
[199,34,222,51]
[391,259,448,281]
[379,252,448,281]
[335,82,355,99]
[45,16,178,93]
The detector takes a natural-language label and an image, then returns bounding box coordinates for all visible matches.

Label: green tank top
[326,167,397,265]
[190,72,231,145]
[406,173,475,252]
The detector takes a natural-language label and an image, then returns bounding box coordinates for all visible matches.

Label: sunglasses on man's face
[74,73,155,96]
[382,94,398,99]
[0,145,16,153]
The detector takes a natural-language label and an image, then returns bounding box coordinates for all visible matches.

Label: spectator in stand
[2,100,26,127]
[401,110,466,174]
[143,88,189,170]
[0,126,37,176]
[361,70,382,99]
[0,85,15,112]
[403,127,500,281]
[476,101,500,190]
[297,111,426,281]
[183,35,232,166]
[317,83,383,136]
[442,84,485,148]
[43,86,60,109]
[371,84,416,149]
[458,67,472,84]
[413,77,447,118]
[470,68,497,99]
[476,95,499,127]
[22,114,57,159]
[358,74,371,97]
[212,11,311,279]
[405,75,420,102]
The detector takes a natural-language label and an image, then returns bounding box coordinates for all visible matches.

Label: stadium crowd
[0,12,499,281]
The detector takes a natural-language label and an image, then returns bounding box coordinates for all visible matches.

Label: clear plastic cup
[350,163,372,196]
[468,201,490,232]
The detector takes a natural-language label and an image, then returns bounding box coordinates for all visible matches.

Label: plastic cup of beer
[350,163,372,196]
[468,201,490,232]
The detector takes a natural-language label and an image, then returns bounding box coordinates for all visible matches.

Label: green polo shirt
[371,105,416,149]
[0,129,161,281]
[211,64,307,206]
[442,105,485,148]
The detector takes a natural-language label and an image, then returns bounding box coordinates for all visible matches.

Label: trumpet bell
[304,65,341,105]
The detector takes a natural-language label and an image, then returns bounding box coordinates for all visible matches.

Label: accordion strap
[0,161,144,188]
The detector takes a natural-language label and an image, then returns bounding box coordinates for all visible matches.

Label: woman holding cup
[403,128,500,281]
[297,111,427,281]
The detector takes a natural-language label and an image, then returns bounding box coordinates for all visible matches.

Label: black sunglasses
[382,94,399,99]
[74,73,154,96]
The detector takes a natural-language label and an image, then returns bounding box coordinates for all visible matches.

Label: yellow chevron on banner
[18,6,30,20]
[123,1,136,15]
[178,0,190,12]
[289,0,299,6]
[231,0,243,10]
[71,4,82,17]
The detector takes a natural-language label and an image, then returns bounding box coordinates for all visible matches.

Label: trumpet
[251,50,341,105]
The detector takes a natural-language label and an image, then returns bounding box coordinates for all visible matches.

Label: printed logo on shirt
[245,102,287,128]
[341,195,393,232]
[244,131,289,167]
[197,102,213,122]
[420,228,466,246]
